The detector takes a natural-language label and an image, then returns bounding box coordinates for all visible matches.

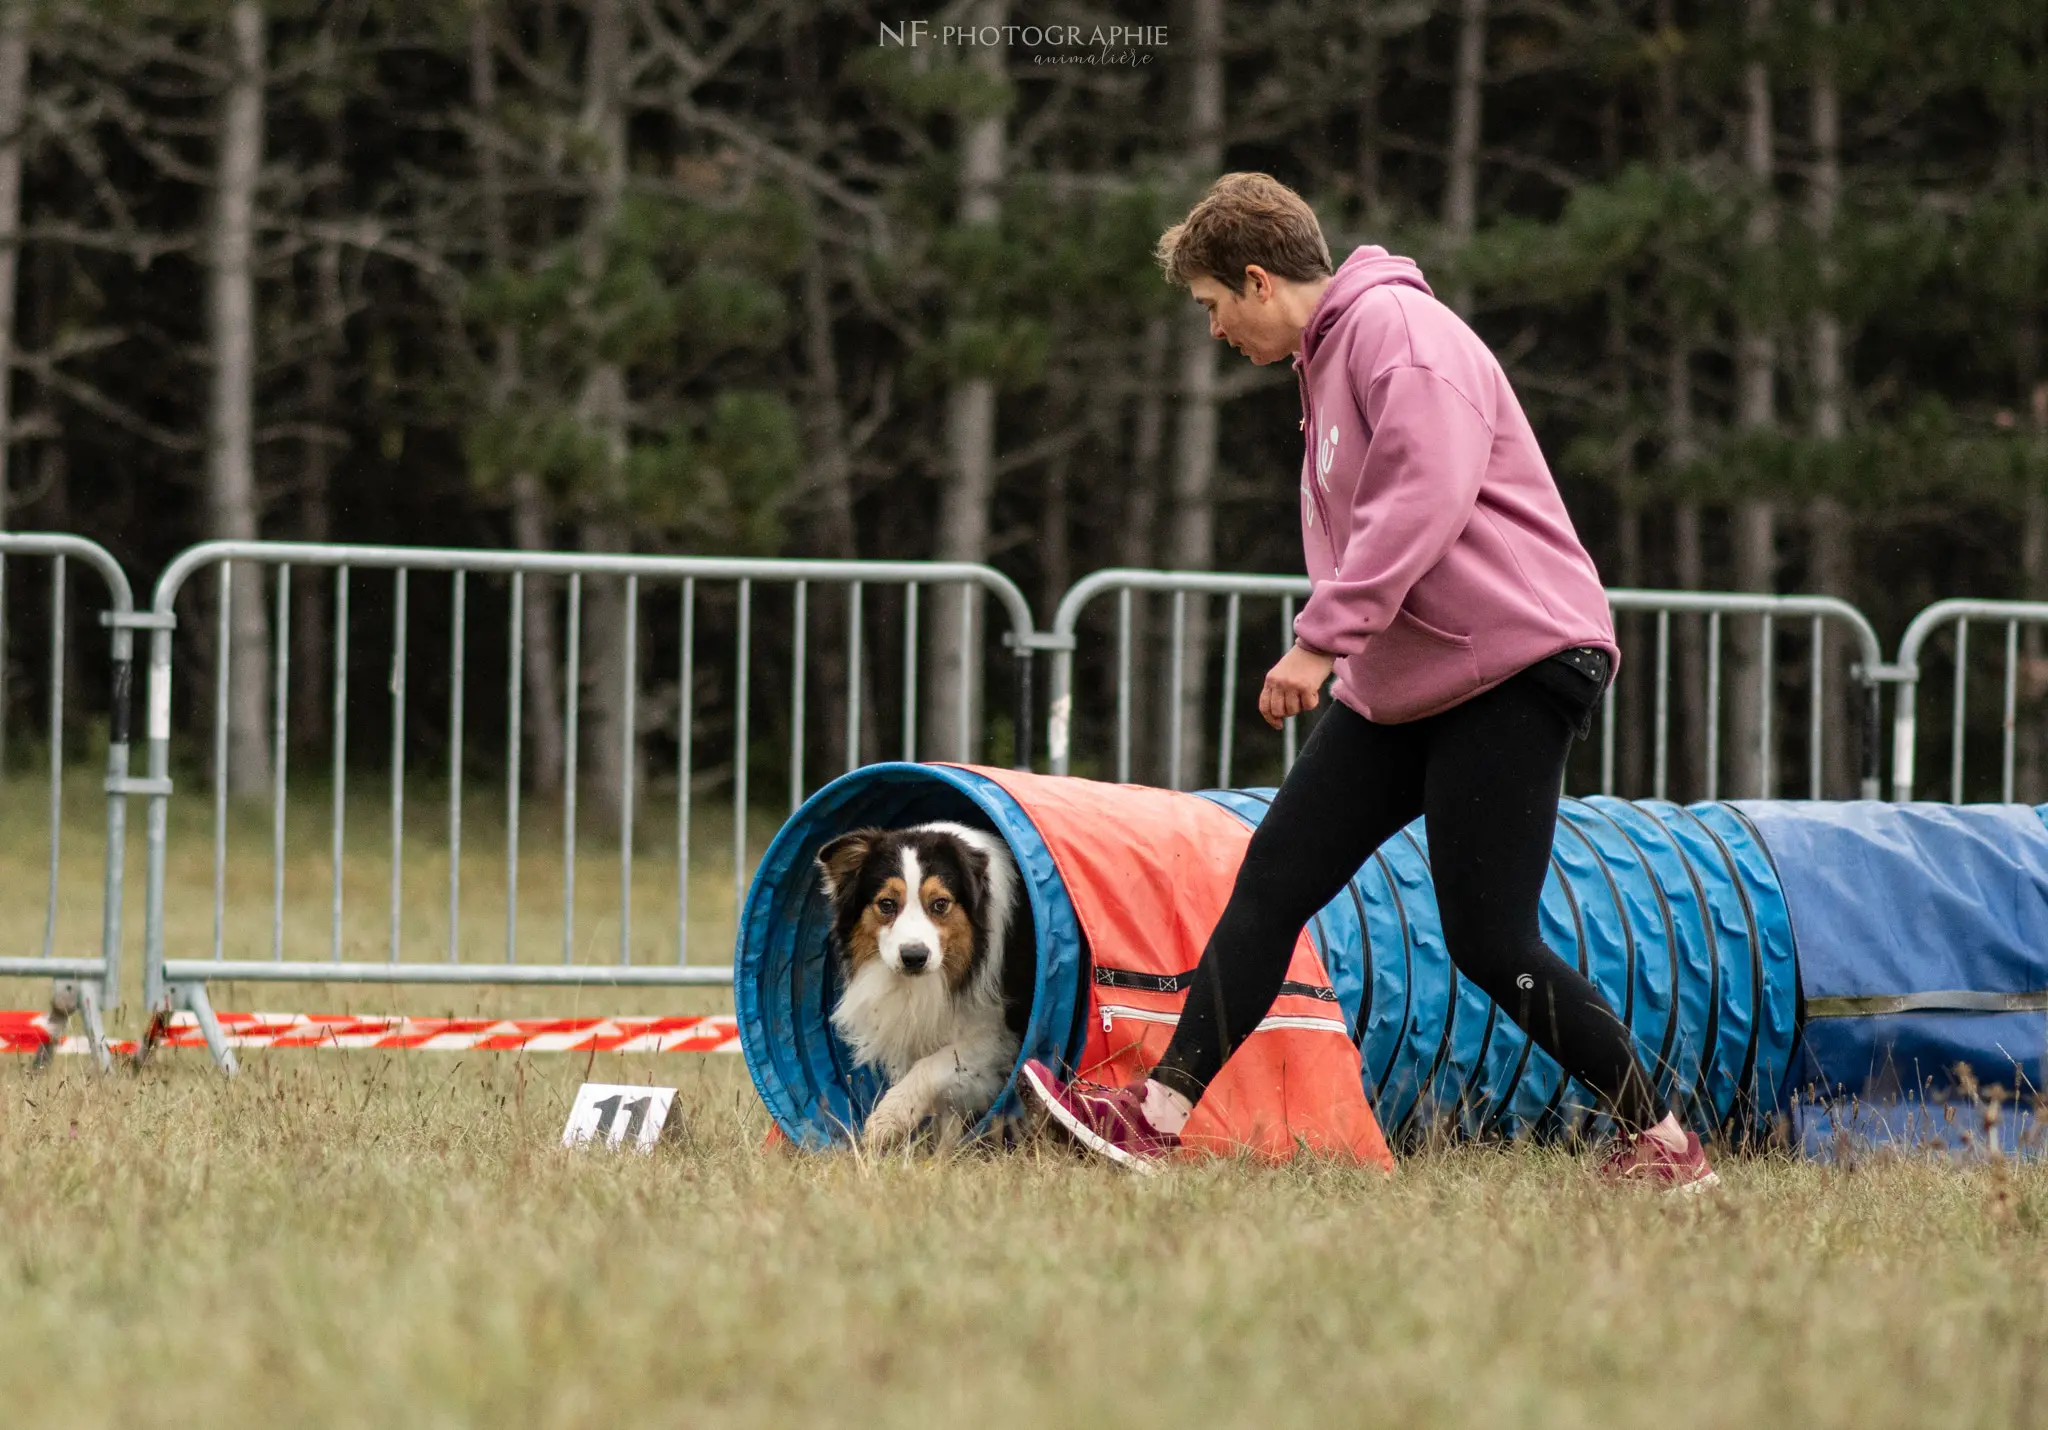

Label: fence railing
[1887,600,2048,802]
[1046,568,1313,784]
[0,533,138,1068]
[4,530,2040,1075]
[1048,572,1888,801]
[1601,591,1886,802]
[134,541,1038,1071]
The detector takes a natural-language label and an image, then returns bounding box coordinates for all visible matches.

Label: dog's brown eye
[874,897,898,917]
[929,897,952,916]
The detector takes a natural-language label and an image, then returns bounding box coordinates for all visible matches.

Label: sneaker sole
[1020,1063,1161,1178]
[1601,1161,1723,1194]
[1616,1166,1720,1194]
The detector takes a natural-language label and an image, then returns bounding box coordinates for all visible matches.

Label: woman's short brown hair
[1155,172,1333,294]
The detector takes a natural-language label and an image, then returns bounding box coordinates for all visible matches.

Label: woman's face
[1189,268,1296,365]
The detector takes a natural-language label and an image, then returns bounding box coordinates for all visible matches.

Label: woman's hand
[1260,643,1336,729]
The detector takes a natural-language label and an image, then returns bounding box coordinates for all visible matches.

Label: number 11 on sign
[562,1082,678,1151]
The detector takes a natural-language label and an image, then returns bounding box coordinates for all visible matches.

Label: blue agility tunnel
[736,763,2048,1156]
[735,764,1092,1149]
[1752,802,2048,1154]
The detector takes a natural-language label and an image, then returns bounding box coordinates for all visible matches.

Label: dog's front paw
[861,1087,929,1149]
[982,1110,1038,1148]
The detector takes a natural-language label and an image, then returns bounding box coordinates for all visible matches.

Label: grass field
[2,775,2048,1426]
[8,1059,2048,1428]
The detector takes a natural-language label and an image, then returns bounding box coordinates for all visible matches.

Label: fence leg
[144,982,237,1076]
[181,984,237,1076]
[33,984,66,1070]
[36,980,111,1072]
[76,981,110,1073]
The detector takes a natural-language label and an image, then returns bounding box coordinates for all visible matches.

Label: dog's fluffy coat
[815,821,1024,1147]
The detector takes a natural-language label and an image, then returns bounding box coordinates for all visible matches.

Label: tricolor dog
[815,822,1032,1147]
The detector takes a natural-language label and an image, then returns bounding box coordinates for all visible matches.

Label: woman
[1021,172,1716,1191]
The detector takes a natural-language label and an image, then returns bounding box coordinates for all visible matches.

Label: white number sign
[561,1082,678,1151]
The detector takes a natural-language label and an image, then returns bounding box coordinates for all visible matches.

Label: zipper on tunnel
[1099,1002,1179,1033]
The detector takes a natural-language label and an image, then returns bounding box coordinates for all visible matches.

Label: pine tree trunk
[209,0,273,800]
[1606,254,1646,795]
[511,473,565,797]
[1729,0,1776,800]
[1806,0,1854,798]
[1041,445,1071,620]
[2018,52,2048,803]
[1443,0,1487,315]
[798,221,878,770]
[1666,292,1707,803]
[470,3,564,796]
[292,241,339,760]
[800,239,858,566]
[1124,315,1169,782]
[0,9,21,773]
[1167,311,1219,790]
[1673,498,1709,799]
[1669,329,1706,801]
[576,0,636,834]
[1036,343,1076,774]
[1164,0,1224,790]
[1654,0,1706,801]
[1616,486,1647,794]
[291,19,348,758]
[2022,328,2046,803]
[929,376,996,760]
[39,440,76,712]
[925,0,1008,762]
[1731,500,1776,799]
[1356,27,1382,228]
[0,7,24,536]
[2023,480,2047,802]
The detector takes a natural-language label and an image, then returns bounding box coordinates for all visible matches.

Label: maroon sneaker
[1020,1060,1180,1175]
[1598,1126,1721,1193]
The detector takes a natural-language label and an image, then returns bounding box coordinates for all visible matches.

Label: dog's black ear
[953,839,991,915]
[815,828,880,902]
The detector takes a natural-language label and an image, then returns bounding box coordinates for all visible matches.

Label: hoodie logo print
[1316,423,1339,490]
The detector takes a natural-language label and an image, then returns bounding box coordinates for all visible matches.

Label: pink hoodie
[1290,246,1618,724]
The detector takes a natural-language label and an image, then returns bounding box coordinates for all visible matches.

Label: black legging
[1149,656,1668,1133]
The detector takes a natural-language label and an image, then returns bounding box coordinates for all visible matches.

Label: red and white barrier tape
[0,1011,742,1058]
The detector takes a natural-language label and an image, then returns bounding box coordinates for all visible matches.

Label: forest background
[4,0,2046,802]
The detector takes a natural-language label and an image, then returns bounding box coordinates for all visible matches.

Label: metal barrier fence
[1046,569,1314,785]
[0,533,138,1068]
[0,530,2010,1074]
[135,542,1037,1071]
[1601,591,1886,802]
[1047,572,1887,801]
[1887,600,2048,802]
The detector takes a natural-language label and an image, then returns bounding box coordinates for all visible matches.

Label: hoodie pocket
[1357,609,1484,719]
